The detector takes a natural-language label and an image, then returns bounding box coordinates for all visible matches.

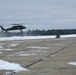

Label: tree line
[26,29,76,36]
[0,29,76,37]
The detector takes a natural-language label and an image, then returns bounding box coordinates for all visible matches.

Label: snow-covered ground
[0,34,76,41]
[61,34,76,38]
[0,60,28,72]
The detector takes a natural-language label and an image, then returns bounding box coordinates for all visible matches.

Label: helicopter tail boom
[0,26,5,31]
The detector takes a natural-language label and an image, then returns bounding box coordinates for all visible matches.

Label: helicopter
[0,23,26,32]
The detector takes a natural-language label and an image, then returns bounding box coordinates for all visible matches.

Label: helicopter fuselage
[0,25,26,32]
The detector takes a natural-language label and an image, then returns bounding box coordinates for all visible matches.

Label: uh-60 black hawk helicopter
[0,23,26,32]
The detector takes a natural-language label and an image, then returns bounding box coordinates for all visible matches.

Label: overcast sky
[0,0,76,30]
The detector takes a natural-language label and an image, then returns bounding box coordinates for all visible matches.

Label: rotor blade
[11,24,19,25]
[11,23,27,25]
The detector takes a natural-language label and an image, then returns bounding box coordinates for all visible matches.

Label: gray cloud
[0,0,76,29]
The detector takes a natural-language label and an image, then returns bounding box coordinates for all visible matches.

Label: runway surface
[0,37,76,75]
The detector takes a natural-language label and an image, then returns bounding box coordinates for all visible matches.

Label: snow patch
[8,51,37,56]
[0,49,13,51]
[0,52,2,53]
[0,46,3,48]
[8,50,47,56]
[11,44,18,46]
[0,60,28,72]
[9,44,18,47]
[68,62,76,66]
[27,46,49,49]
[0,34,75,41]
[0,36,55,41]
[46,43,62,46]
[31,50,47,53]
[61,34,76,38]
[18,54,36,56]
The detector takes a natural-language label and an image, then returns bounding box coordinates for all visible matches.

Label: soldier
[56,34,60,38]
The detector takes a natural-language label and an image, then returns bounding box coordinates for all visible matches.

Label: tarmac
[0,37,76,75]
